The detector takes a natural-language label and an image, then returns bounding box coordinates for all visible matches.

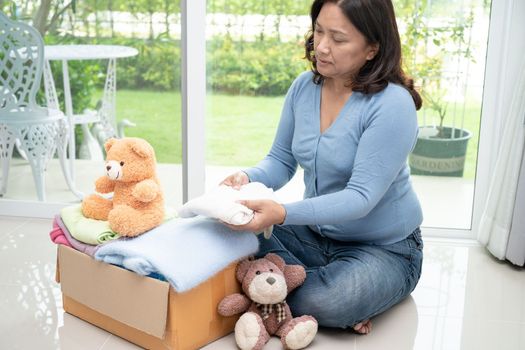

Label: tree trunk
[108,0,114,37]
[32,0,74,36]
[148,2,154,40]
[164,0,170,36]
[95,0,100,38]
[33,0,53,35]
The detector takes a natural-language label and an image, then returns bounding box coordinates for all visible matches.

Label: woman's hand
[224,199,286,232]
[220,171,249,190]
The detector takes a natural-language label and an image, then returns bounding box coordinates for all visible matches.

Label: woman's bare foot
[353,319,372,334]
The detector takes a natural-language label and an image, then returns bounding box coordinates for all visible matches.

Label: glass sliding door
[397,0,492,231]
[205,0,492,235]
[0,0,183,209]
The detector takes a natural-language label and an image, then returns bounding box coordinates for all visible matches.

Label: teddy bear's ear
[236,259,252,282]
[284,264,306,293]
[104,138,117,153]
[131,139,152,158]
[264,253,285,271]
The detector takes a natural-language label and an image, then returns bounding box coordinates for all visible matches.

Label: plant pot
[409,126,472,177]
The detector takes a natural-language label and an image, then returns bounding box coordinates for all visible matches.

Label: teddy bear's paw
[235,312,270,350]
[281,315,318,350]
[108,205,145,237]
[81,194,112,220]
[108,205,163,237]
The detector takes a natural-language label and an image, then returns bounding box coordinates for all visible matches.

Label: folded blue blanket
[94,216,259,292]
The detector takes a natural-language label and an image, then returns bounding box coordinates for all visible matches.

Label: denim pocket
[410,227,424,250]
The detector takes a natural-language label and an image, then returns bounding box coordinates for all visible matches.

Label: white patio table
[43,44,138,196]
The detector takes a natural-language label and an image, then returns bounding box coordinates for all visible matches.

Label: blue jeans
[255,225,423,329]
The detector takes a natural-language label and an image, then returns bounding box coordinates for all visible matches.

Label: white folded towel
[177,182,278,238]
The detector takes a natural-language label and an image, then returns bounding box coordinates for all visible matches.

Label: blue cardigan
[245,71,423,245]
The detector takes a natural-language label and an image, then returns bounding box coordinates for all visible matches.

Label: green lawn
[111,89,481,179]
[112,90,183,163]
[112,90,283,166]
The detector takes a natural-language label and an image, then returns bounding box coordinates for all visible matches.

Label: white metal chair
[0,12,71,201]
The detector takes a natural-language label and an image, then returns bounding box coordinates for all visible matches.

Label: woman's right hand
[220,171,249,190]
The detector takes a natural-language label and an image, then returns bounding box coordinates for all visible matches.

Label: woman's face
[313,2,377,82]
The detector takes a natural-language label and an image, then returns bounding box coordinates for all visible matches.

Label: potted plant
[404,7,476,177]
[409,78,472,177]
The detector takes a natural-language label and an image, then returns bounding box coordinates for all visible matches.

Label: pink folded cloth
[49,217,73,248]
[54,215,105,257]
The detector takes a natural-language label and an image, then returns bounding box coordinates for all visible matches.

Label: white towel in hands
[177,182,278,238]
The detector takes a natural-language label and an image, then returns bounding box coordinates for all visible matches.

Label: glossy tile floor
[1,216,524,350]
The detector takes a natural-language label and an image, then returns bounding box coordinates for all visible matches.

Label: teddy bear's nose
[266,277,276,285]
[106,165,111,171]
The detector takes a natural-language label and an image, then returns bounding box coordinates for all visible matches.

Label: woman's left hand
[224,199,286,232]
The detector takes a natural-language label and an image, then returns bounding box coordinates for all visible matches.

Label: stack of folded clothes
[50,204,122,257]
[50,205,259,292]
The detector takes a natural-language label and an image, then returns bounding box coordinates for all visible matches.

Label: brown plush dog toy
[218,253,318,350]
[81,137,164,237]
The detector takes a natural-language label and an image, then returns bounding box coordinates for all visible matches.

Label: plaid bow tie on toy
[256,301,287,323]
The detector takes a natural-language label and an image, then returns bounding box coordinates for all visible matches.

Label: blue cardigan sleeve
[283,87,418,225]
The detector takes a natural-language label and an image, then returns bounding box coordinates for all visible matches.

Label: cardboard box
[56,245,241,349]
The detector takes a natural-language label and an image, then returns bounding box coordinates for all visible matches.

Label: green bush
[43,35,308,99]
[207,37,308,95]
[112,37,180,91]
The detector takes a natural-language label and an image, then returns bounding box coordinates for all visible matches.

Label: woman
[222,0,423,334]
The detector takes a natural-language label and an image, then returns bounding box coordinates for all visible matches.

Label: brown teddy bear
[218,253,317,350]
[81,137,164,237]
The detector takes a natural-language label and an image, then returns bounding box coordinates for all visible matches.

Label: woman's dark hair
[304,0,422,110]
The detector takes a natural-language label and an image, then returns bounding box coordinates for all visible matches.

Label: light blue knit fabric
[95,216,259,292]
[244,71,423,245]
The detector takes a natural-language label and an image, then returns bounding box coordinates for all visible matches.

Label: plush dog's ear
[131,139,152,158]
[104,138,117,153]
[236,259,252,282]
[264,253,285,271]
